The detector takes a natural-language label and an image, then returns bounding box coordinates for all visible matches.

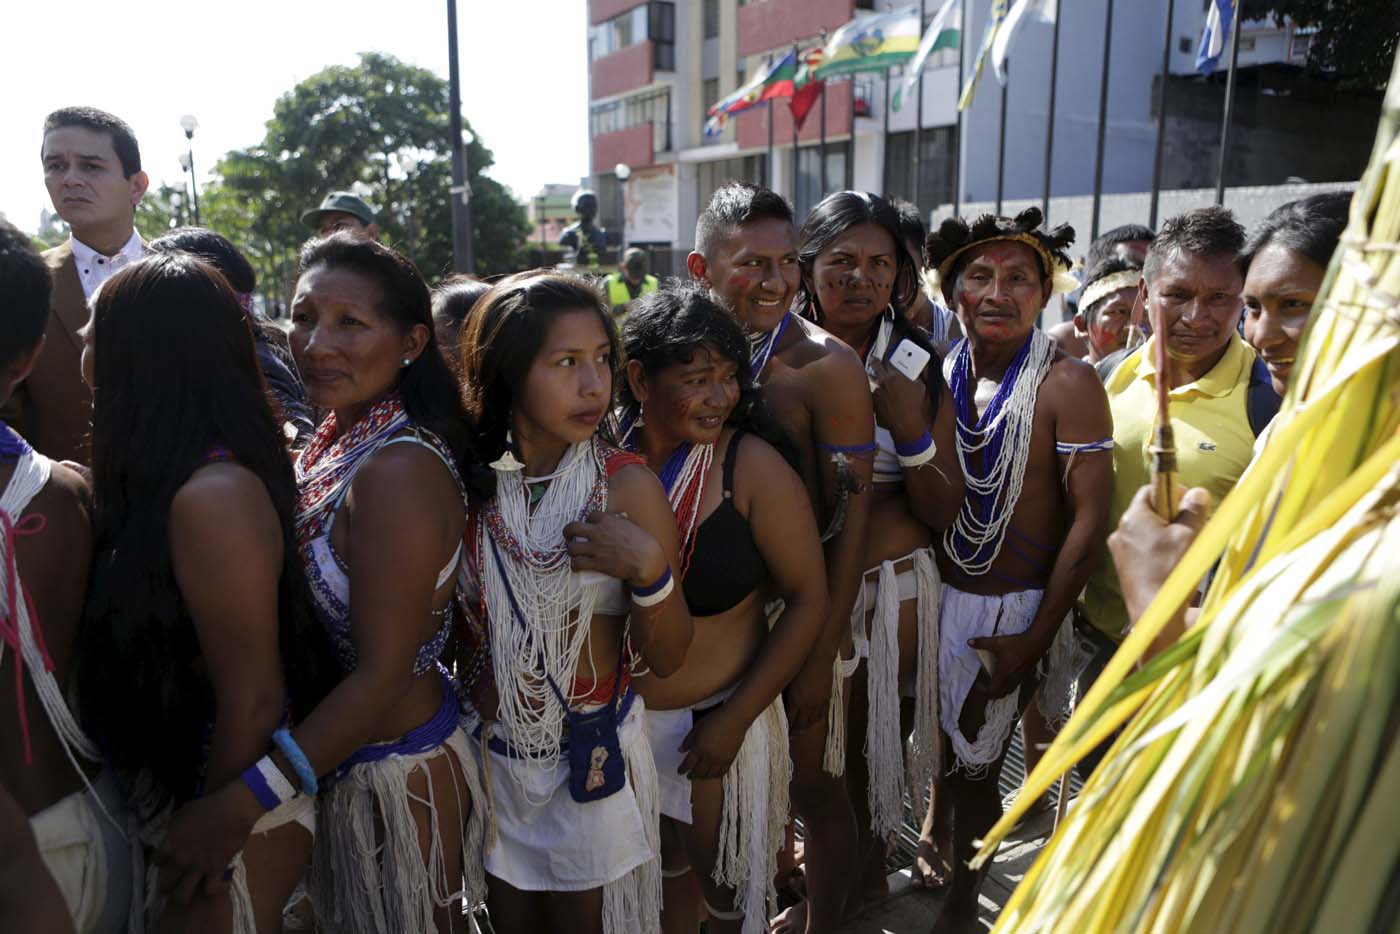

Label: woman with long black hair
[619,286,827,934]
[150,234,490,934]
[74,252,337,932]
[793,191,964,914]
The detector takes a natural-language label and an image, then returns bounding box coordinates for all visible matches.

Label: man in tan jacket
[4,107,148,463]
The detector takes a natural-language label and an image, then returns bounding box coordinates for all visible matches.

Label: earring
[489,429,525,473]
[401,356,412,368]
[635,402,645,428]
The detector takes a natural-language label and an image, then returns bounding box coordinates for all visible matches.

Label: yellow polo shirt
[1082,333,1259,640]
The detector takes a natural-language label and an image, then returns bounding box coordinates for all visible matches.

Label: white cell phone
[889,338,931,382]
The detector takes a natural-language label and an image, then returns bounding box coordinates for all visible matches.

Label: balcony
[592,40,655,100]
[737,0,855,59]
[592,123,656,175]
[590,0,647,25]
[735,80,853,150]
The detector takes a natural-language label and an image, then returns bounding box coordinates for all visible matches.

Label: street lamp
[169,191,184,228]
[179,114,201,226]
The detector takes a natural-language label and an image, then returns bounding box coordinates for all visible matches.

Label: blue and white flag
[1196,0,1234,75]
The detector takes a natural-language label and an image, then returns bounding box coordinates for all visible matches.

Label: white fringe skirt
[140,785,313,934]
[308,723,488,934]
[645,689,792,934]
[848,547,942,841]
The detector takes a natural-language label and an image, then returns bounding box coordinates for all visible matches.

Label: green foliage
[1244,1,1399,90]
[32,212,69,250]
[199,52,529,301]
[134,183,194,241]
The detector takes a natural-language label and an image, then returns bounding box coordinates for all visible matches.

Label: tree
[1244,0,1399,90]
[134,183,194,241]
[199,52,529,297]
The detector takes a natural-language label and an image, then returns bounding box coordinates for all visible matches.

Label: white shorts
[645,685,737,824]
[468,696,658,893]
[31,770,131,934]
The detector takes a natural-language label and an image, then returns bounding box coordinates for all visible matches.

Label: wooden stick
[1148,293,1181,520]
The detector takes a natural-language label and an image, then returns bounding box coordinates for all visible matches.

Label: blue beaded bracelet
[272,728,318,796]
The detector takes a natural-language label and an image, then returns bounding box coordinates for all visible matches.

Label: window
[794,143,850,222]
[703,0,720,39]
[590,1,674,66]
[882,127,957,217]
[589,87,673,153]
[651,2,676,71]
[697,155,768,215]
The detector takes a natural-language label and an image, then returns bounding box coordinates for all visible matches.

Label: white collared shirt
[70,230,144,300]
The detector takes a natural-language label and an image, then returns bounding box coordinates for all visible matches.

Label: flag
[790,45,827,129]
[991,0,1056,83]
[813,5,922,79]
[702,52,796,137]
[1196,0,1234,75]
[893,0,962,112]
[958,0,1010,111]
[759,48,800,100]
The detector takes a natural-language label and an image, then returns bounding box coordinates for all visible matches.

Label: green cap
[301,192,375,229]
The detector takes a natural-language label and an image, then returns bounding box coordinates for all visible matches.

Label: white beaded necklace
[942,329,1055,577]
[481,438,609,778]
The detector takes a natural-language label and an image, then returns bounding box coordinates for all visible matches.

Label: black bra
[682,432,767,617]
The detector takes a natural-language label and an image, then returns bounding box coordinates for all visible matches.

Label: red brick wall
[735,81,853,149]
[591,41,655,100]
[591,123,655,174]
[590,0,647,26]
[736,0,855,59]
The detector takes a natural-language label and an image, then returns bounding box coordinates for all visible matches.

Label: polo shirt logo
[1198,441,1218,452]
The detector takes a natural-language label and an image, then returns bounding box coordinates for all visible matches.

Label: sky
[0,0,590,234]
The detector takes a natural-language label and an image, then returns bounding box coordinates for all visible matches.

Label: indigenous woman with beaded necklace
[73,253,338,933]
[793,191,965,911]
[152,234,489,934]
[457,273,694,934]
[617,286,826,934]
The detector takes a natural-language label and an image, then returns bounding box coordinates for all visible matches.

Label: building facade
[585,0,1377,263]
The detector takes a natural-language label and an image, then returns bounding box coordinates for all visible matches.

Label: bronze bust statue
[559,189,608,266]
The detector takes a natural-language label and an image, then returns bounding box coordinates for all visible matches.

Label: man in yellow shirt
[1079,206,1278,770]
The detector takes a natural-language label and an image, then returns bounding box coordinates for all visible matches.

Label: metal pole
[1041,10,1061,218]
[1214,3,1242,207]
[1149,0,1176,228]
[953,0,966,215]
[186,147,201,226]
[995,60,1008,214]
[446,0,474,273]
[914,0,926,211]
[820,82,828,196]
[846,77,855,191]
[792,96,800,205]
[882,68,892,194]
[1090,0,1116,241]
[767,102,775,189]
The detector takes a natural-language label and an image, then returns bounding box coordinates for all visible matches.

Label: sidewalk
[839,801,1061,933]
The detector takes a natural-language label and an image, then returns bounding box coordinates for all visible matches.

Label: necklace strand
[942,330,1055,576]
